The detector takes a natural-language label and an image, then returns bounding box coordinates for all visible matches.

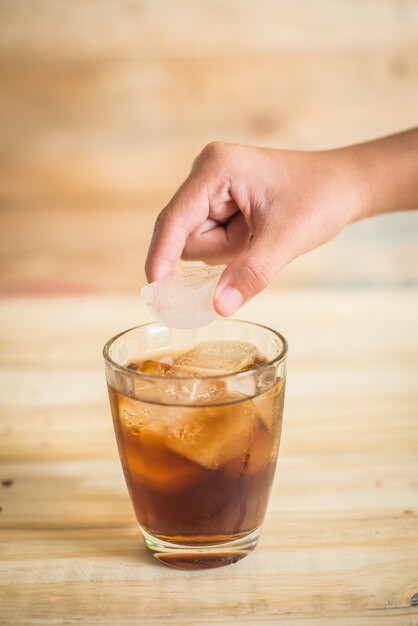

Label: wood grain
[1,0,418,61]
[1,206,418,293]
[1,451,417,529]
[1,53,418,205]
[1,0,417,293]
[0,513,417,623]
[1,3,418,200]
[0,291,417,623]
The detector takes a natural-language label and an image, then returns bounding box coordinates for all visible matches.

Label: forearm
[336,128,418,221]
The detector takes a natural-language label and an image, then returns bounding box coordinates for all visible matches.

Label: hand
[145,130,418,316]
[145,141,363,316]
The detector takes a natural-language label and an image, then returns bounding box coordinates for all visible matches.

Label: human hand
[145,131,417,316]
[145,141,363,315]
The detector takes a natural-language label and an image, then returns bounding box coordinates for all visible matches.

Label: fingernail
[216,287,244,316]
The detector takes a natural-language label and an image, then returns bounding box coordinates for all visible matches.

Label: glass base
[140,526,261,569]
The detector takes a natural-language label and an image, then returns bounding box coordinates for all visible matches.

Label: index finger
[145,175,210,282]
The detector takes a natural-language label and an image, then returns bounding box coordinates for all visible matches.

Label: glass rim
[103,319,288,381]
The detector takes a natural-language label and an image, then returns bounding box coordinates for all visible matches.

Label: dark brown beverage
[107,339,285,568]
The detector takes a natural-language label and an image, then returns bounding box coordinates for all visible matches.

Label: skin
[145,128,418,316]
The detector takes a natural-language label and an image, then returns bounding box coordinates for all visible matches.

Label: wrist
[332,129,418,220]
[322,146,371,226]
[326,145,372,225]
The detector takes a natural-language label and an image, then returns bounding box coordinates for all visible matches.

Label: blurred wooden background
[1,0,418,294]
[1,5,418,623]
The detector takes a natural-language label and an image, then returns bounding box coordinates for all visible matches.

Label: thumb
[213,235,287,316]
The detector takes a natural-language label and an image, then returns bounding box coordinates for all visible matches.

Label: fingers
[213,232,288,316]
[146,142,248,282]
[145,176,210,282]
[181,212,251,263]
[146,142,253,281]
[145,141,291,309]
[145,216,190,282]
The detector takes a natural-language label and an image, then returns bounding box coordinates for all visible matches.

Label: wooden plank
[1,0,418,62]
[1,53,418,205]
[0,459,131,529]
[1,390,417,462]
[0,291,417,462]
[0,449,417,530]
[1,208,418,293]
[0,363,417,459]
[0,207,156,292]
[0,513,417,623]
[0,404,116,461]
[1,611,417,626]
[1,291,417,366]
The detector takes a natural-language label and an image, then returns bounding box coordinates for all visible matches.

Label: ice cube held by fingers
[141,264,224,329]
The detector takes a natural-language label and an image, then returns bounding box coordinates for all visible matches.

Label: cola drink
[106,334,286,569]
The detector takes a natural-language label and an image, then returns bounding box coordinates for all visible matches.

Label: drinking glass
[103,319,287,569]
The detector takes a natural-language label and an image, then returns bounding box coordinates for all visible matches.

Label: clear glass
[103,319,287,569]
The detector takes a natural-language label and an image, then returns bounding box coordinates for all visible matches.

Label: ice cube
[252,377,285,430]
[132,359,176,401]
[164,398,257,469]
[118,399,202,493]
[117,397,207,491]
[174,340,258,376]
[222,418,271,478]
[141,264,224,329]
[137,359,173,376]
[125,431,203,493]
[118,395,163,433]
[146,374,228,406]
[246,421,275,474]
[133,353,231,403]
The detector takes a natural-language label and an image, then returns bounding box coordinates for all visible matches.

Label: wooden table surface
[0,289,417,625]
